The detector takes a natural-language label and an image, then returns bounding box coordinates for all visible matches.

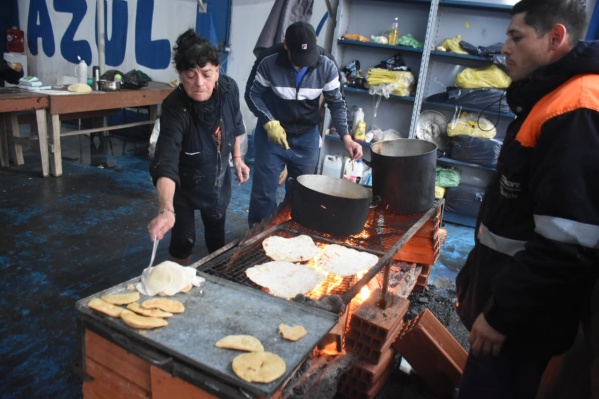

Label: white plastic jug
[322,155,343,178]
[75,56,88,84]
[343,158,364,183]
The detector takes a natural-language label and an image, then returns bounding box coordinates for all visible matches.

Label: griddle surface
[76,272,338,398]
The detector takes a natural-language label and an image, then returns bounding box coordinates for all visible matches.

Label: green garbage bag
[436,167,461,188]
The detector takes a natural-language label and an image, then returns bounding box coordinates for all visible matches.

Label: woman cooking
[148,29,249,263]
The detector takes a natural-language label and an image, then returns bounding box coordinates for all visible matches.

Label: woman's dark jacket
[150,74,245,216]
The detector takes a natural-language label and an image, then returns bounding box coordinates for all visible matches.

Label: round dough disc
[232,351,286,383]
[145,263,173,296]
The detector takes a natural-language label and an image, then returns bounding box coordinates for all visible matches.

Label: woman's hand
[234,157,250,184]
[148,210,175,240]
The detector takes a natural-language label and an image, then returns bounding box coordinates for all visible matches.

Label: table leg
[9,114,25,165]
[36,109,49,177]
[0,115,8,167]
[49,113,63,177]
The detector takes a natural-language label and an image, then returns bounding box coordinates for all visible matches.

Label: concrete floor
[0,130,474,399]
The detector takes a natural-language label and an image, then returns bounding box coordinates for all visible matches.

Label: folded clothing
[19,76,42,87]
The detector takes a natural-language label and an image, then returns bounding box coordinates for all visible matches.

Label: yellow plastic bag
[455,64,511,89]
[366,68,415,97]
[447,111,496,138]
[437,35,468,54]
[435,186,446,199]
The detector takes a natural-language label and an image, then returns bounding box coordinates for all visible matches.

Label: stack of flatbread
[87,291,185,330]
[136,260,205,296]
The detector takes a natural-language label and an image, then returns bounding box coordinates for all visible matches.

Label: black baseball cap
[285,22,319,67]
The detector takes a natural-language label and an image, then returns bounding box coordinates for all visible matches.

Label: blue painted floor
[0,133,474,399]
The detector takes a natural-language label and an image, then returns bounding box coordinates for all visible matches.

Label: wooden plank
[0,91,48,112]
[85,330,151,391]
[35,109,49,177]
[48,82,172,115]
[151,365,219,399]
[0,115,9,167]
[83,357,150,399]
[9,113,24,165]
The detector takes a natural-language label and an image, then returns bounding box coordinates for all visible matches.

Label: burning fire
[304,243,376,303]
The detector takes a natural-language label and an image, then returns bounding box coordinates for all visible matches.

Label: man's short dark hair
[512,0,587,44]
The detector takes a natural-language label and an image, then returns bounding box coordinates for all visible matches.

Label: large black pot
[370,138,437,214]
[291,174,372,236]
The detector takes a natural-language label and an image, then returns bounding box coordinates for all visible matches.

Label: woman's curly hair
[173,29,220,72]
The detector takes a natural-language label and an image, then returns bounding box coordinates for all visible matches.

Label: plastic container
[352,107,364,132]
[389,17,399,45]
[343,158,364,184]
[75,57,88,84]
[354,120,366,142]
[322,155,343,178]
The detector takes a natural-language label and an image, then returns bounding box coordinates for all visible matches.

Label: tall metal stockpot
[369,138,437,214]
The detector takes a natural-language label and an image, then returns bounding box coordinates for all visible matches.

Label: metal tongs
[140,236,159,289]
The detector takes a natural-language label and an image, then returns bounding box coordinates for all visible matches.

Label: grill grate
[197,224,375,299]
[285,207,432,253]
[197,204,436,301]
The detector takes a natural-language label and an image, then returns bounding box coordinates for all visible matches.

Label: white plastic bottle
[351,160,364,184]
[343,158,364,183]
[75,56,88,84]
[352,107,364,133]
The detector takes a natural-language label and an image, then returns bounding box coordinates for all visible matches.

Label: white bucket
[322,155,343,178]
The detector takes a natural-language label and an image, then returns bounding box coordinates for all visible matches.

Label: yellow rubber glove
[263,120,290,150]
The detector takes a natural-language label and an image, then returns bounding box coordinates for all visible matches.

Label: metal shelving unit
[321,0,517,226]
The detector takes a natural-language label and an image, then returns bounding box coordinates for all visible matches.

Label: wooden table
[46,82,173,176]
[0,88,49,176]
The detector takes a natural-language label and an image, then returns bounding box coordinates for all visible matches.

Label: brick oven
[75,198,464,399]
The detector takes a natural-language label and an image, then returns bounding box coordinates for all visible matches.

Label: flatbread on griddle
[100,291,140,305]
[215,335,264,352]
[120,309,168,329]
[88,298,123,318]
[279,324,307,341]
[232,351,286,383]
[317,244,379,277]
[141,297,185,313]
[245,261,326,298]
[262,235,319,262]
[127,302,173,318]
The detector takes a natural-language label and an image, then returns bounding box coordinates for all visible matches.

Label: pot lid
[416,110,450,151]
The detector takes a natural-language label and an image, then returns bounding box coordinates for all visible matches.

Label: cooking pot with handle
[370,138,437,214]
[291,174,372,236]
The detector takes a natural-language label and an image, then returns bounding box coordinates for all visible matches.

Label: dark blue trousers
[458,349,551,399]
[248,123,320,227]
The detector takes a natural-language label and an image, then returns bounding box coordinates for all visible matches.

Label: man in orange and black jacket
[456,1,599,398]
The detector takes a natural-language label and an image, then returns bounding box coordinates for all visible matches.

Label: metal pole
[97,0,106,74]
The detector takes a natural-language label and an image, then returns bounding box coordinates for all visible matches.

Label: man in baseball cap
[284,21,319,67]
[244,21,363,228]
